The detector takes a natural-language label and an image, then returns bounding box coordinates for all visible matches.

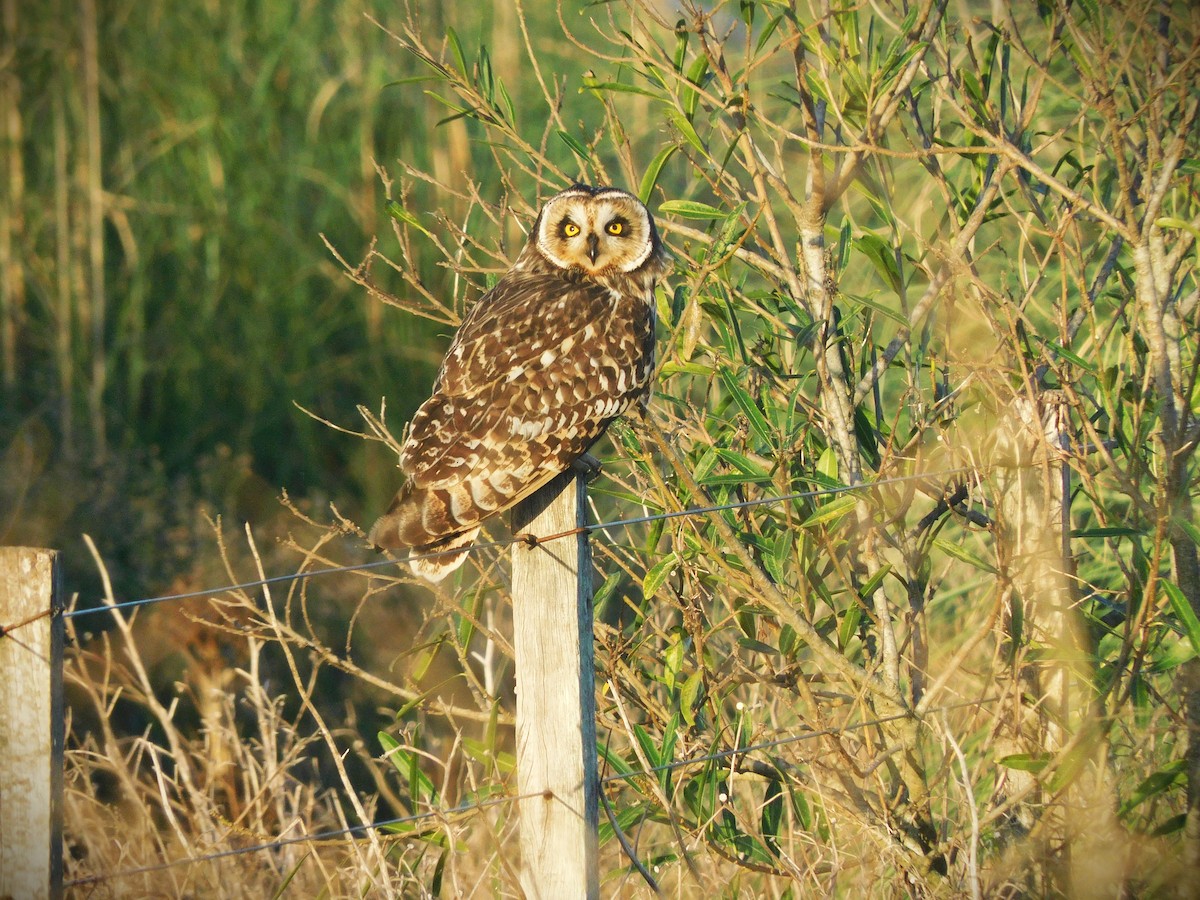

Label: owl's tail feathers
[407,528,479,582]
[368,510,480,584]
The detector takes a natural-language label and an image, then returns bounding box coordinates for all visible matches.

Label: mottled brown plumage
[369,184,671,581]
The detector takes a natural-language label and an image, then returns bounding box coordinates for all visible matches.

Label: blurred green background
[0,1,582,599]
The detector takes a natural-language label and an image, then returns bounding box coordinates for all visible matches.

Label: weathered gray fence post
[510,472,599,899]
[0,547,64,900]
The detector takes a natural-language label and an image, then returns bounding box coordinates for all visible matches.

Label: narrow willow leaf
[639,145,678,203]
[643,551,681,599]
[445,27,467,75]
[713,447,771,478]
[667,108,707,155]
[597,739,637,778]
[385,200,434,238]
[998,753,1050,773]
[1118,759,1186,817]
[683,55,709,118]
[633,723,661,768]
[932,536,998,574]
[1072,526,1144,538]
[801,495,856,528]
[680,670,704,726]
[838,604,862,650]
[858,563,891,600]
[718,366,775,446]
[557,130,591,161]
[583,81,663,99]
[761,778,784,855]
[1033,334,1097,374]
[1164,580,1200,656]
[755,14,785,53]
[854,232,903,293]
[853,292,909,327]
[659,199,724,219]
[660,710,680,796]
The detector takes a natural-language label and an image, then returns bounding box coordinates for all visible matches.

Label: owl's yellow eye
[563,221,581,237]
[606,220,624,236]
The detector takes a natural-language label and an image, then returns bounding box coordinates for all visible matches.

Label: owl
[369,184,672,581]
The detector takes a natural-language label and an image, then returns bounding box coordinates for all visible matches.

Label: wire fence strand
[62,697,996,887]
[0,465,974,636]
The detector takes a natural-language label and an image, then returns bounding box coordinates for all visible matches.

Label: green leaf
[718,366,775,446]
[1072,526,1143,538]
[659,199,724,219]
[933,536,998,574]
[761,778,784,856]
[379,732,438,802]
[633,724,661,769]
[1118,759,1186,817]
[667,107,707,155]
[497,79,516,124]
[755,14,785,54]
[998,753,1050,773]
[385,200,434,238]
[597,739,637,778]
[738,636,779,654]
[664,634,685,690]
[557,130,591,161]
[457,587,484,648]
[643,552,681,599]
[801,496,857,528]
[680,670,704,726]
[854,292,909,327]
[854,232,903,293]
[1032,334,1097,374]
[659,710,680,796]
[682,55,709,118]
[583,80,663,99]
[839,604,862,650]
[1152,814,1187,836]
[639,145,678,204]
[1164,580,1200,656]
[816,446,839,482]
[713,448,771,478]
[445,27,467,75]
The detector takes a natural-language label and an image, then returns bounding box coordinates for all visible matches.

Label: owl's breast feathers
[368,269,657,580]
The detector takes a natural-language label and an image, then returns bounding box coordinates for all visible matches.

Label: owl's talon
[571,453,603,482]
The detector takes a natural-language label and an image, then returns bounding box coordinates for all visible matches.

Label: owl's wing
[383,271,651,546]
[432,272,606,397]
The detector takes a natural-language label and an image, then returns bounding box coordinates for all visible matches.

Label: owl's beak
[586,233,600,264]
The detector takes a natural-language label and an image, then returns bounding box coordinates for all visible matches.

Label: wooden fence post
[510,473,599,899]
[0,547,64,900]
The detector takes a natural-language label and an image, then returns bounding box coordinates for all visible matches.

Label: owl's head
[530,184,668,277]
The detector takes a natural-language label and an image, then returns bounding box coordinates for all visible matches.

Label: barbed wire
[1,465,974,637]
[62,696,996,887]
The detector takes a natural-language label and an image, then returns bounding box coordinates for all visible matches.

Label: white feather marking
[488,469,514,495]
[469,478,500,511]
[539,349,556,366]
[448,485,473,522]
[509,416,548,439]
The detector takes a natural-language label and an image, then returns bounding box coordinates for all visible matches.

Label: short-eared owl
[369,184,671,581]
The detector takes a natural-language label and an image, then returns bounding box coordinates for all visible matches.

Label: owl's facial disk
[535,188,656,276]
